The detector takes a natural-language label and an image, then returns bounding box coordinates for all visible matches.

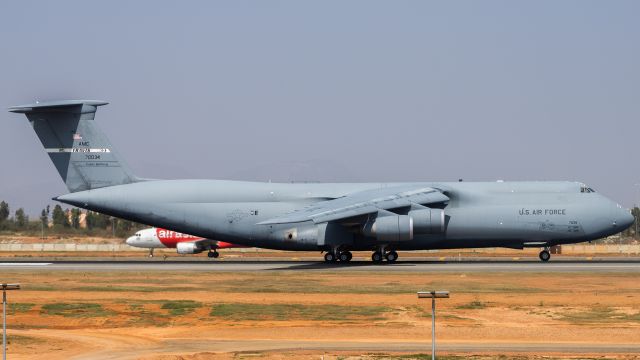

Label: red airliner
[126,227,245,258]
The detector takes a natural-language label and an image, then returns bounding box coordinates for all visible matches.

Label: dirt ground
[1,266,639,360]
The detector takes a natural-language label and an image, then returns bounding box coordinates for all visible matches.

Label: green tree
[85,211,95,230]
[632,207,640,238]
[14,208,27,229]
[115,218,139,237]
[86,211,111,230]
[52,205,70,228]
[71,208,81,229]
[40,208,48,227]
[0,201,9,223]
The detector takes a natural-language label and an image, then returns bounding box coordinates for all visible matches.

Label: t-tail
[9,100,138,192]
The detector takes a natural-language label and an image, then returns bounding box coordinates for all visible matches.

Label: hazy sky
[1,1,639,215]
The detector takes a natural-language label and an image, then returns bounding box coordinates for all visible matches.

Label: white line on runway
[0,263,52,266]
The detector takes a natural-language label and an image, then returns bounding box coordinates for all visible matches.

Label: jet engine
[176,242,203,254]
[408,208,445,234]
[364,215,414,241]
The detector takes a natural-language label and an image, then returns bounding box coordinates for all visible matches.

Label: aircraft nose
[617,208,635,230]
[125,236,135,246]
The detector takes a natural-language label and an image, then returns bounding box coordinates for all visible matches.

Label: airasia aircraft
[126,227,244,258]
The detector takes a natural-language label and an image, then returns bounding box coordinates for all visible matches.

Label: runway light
[417,291,449,359]
[2,284,21,360]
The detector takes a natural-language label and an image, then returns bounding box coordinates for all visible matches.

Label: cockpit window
[580,184,596,193]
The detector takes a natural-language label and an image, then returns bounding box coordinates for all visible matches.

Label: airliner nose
[618,208,635,230]
[125,236,135,246]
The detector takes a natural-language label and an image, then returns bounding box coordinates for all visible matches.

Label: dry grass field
[1,265,639,360]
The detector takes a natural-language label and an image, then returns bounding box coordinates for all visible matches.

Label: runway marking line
[0,263,52,266]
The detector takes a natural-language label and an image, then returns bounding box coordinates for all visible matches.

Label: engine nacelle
[409,208,445,234]
[176,242,203,254]
[365,215,414,241]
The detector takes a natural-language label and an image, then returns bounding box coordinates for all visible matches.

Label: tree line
[0,200,146,238]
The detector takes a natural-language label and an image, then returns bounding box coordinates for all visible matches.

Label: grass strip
[41,303,115,318]
[161,300,203,315]
[210,303,389,321]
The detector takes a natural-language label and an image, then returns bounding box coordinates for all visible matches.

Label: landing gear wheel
[324,252,337,263]
[372,251,384,263]
[208,251,219,258]
[339,251,352,262]
[539,250,551,262]
[385,251,398,263]
[148,249,154,258]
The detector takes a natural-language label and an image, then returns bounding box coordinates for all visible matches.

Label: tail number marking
[46,148,111,153]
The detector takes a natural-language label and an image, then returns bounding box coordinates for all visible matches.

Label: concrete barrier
[0,243,139,252]
[0,243,266,252]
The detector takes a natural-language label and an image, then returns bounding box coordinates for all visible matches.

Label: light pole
[2,284,20,360]
[634,183,640,238]
[417,291,449,360]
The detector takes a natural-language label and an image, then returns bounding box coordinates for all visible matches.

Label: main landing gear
[324,250,352,263]
[539,247,551,262]
[207,250,219,259]
[372,249,398,263]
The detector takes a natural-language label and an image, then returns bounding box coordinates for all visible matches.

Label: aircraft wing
[258,185,448,225]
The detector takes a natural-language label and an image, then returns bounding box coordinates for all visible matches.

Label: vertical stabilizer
[9,100,137,192]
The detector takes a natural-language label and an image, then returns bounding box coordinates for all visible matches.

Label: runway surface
[2,259,640,272]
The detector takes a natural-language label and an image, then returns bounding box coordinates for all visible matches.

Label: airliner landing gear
[208,250,219,258]
[339,251,352,262]
[148,249,154,258]
[385,250,398,263]
[324,252,337,263]
[324,246,353,263]
[372,249,398,263]
[539,248,551,262]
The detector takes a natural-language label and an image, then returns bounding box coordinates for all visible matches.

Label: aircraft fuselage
[57,179,632,252]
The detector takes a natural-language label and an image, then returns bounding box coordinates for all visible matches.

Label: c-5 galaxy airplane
[10,100,634,263]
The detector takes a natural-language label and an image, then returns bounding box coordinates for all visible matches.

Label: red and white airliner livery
[126,227,244,258]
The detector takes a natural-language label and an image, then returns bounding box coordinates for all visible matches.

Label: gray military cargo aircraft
[9,100,635,263]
